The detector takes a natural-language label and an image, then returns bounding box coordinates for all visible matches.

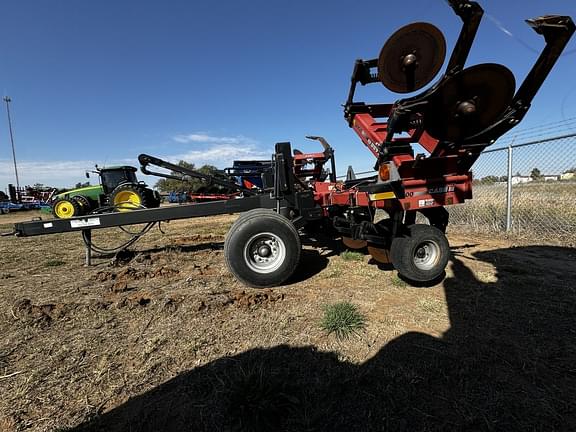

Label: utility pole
[4,96,20,191]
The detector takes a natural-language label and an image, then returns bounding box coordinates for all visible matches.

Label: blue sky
[1,0,575,188]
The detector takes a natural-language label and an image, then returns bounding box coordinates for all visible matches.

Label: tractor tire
[224,208,301,288]
[144,189,161,208]
[390,224,450,283]
[110,184,149,211]
[52,197,82,219]
[72,195,92,214]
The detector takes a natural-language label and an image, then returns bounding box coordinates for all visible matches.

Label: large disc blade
[342,237,367,250]
[378,22,446,94]
[368,246,391,264]
[424,63,516,142]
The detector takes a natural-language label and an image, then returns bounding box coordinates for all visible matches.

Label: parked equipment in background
[10,1,574,286]
[0,184,55,214]
[50,165,160,218]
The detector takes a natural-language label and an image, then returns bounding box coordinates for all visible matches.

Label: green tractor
[50,166,161,219]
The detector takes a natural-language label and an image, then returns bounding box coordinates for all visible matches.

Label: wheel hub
[258,245,271,257]
[413,240,440,271]
[243,233,286,274]
[54,201,74,218]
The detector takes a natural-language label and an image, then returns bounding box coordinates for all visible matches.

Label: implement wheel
[224,209,301,288]
[110,184,148,211]
[390,224,450,283]
[52,197,82,219]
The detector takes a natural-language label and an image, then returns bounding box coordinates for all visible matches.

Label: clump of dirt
[0,273,14,279]
[116,293,153,309]
[93,265,180,284]
[232,289,285,309]
[94,271,115,282]
[12,298,74,327]
[116,267,145,281]
[110,280,133,293]
[192,289,285,312]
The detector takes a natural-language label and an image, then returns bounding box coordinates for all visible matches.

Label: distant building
[542,174,560,181]
[511,175,532,185]
[561,172,575,181]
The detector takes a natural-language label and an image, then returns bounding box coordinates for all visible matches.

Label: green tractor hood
[54,185,103,201]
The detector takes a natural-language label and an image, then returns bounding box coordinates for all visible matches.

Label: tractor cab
[98,166,139,194]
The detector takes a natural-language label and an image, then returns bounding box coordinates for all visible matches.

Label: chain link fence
[448,133,576,245]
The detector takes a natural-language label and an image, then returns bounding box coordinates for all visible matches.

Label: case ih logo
[428,186,455,195]
[407,185,455,197]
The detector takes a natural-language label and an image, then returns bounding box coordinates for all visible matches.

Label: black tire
[390,224,450,283]
[71,195,92,214]
[144,189,161,208]
[224,209,301,288]
[109,184,149,210]
[52,197,82,219]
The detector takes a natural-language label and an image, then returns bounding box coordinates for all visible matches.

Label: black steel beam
[14,195,278,237]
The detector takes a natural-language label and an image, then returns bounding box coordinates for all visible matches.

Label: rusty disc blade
[378,22,446,94]
[368,246,391,264]
[342,237,367,250]
[424,63,516,142]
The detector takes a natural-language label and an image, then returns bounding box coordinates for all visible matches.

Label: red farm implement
[9,0,574,287]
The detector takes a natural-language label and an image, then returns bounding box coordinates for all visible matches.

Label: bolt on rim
[413,240,441,271]
[243,232,287,274]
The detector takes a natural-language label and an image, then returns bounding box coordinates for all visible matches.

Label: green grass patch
[44,259,65,267]
[390,273,407,288]
[340,251,364,261]
[320,302,366,339]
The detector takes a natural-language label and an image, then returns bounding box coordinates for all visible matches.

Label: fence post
[506,145,513,232]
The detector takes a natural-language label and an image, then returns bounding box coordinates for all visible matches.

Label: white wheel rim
[413,240,441,271]
[243,232,286,274]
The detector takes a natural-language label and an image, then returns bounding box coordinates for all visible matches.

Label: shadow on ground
[74,245,576,431]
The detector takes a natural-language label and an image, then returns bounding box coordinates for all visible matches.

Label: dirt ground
[0,210,575,431]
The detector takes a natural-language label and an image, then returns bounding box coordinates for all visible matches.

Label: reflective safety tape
[368,192,396,201]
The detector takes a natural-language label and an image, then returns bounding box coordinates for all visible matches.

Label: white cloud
[166,132,271,167]
[172,133,259,146]
[169,145,270,167]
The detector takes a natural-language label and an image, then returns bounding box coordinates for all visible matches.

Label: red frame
[295,107,474,215]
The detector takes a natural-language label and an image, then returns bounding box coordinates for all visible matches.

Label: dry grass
[449,181,576,244]
[0,212,575,431]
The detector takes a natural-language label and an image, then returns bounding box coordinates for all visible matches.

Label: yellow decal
[369,192,396,201]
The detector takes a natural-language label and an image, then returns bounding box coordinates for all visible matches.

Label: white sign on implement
[70,218,101,228]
